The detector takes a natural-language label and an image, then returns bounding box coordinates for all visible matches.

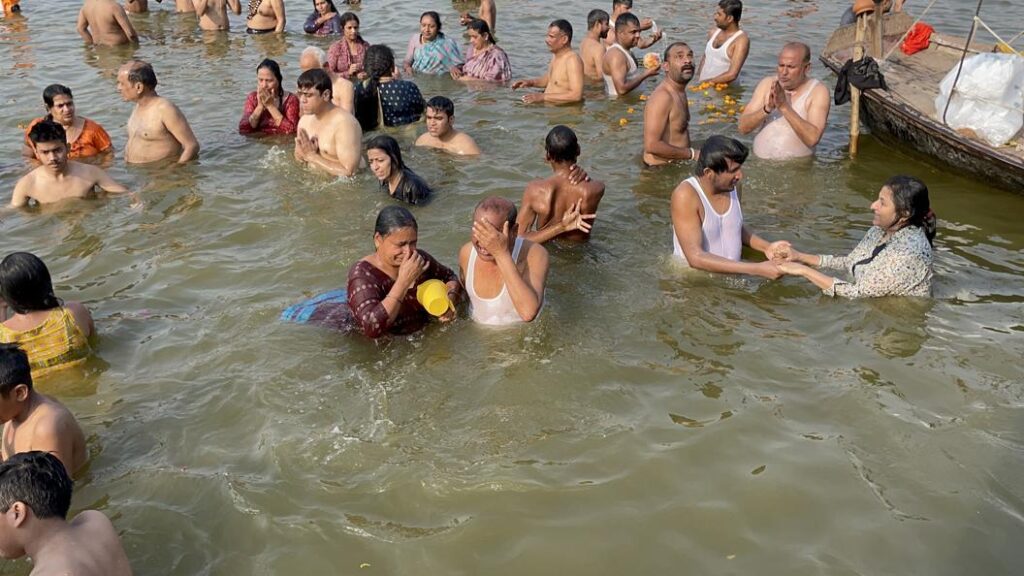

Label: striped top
[0,308,91,376]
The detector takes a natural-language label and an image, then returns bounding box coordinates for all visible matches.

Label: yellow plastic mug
[416,279,450,317]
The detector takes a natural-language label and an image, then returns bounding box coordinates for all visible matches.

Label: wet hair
[885,175,937,245]
[0,253,62,315]
[374,205,418,237]
[300,46,327,67]
[0,345,32,397]
[297,68,333,94]
[420,11,444,39]
[466,18,496,44]
[426,95,454,118]
[257,58,284,96]
[615,12,640,32]
[587,9,609,30]
[474,196,518,229]
[313,0,338,13]
[783,41,811,64]
[663,41,690,61]
[366,134,405,176]
[612,0,633,8]
[550,19,573,43]
[339,12,363,42]
[719,0,743,23]
[126,60,158,89]
[42,84,73,109]
[355,45,397,130]
[545,125,581,164]
[27,120,67,147]
[0,452,72,520]
[694,135,748,176]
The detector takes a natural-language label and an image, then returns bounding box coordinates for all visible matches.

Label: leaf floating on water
[718,410,733,421]
[751,465,766,475]
[360,563,371,568]
[727,554,736,560]
[669,413,703,428]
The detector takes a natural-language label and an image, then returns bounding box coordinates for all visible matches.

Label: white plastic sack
[934,52,1024,146]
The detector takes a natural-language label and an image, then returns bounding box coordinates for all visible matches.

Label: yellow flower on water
[627,107,635,114]
[619,118,629,126]
[703,91,710,96]
[639,95,648,101]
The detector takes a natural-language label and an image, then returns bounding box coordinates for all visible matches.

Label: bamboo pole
[850,14,867,157]
[872,0,884,57]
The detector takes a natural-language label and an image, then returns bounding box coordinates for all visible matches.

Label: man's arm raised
[305,118,361,177]
[606,49,657,96]
[737,77,774,134]
[473,220,546,321]
[704,33,749,84]
[671,181,780,278]
[162,102,200,163]
[643,90,694,160]
[778,82,830,148]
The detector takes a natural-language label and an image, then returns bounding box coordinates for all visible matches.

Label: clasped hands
[294,129,320,161]
[763,240,810,277]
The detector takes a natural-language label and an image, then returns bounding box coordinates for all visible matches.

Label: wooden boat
[820,12,1024,192]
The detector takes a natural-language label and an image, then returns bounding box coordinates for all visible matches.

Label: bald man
[299,46,354,113]
[459,197,548,325]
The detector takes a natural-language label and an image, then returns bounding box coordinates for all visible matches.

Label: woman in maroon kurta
[347,206,462,338]
[238,59,301,136]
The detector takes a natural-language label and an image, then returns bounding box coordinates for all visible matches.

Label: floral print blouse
[818,225,933,298]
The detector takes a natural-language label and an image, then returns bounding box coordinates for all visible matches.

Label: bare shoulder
[414,132,432,146]
[523,177,554,201]
[70,509,117,533]
[458,241,473,266]
[524,239,549,263]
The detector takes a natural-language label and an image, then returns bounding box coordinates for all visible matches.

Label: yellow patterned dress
[0,308,91,376]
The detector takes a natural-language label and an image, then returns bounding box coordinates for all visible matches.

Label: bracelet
[762,105,770,114]
[688,147,695,160]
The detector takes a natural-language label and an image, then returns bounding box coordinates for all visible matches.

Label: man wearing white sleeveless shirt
[670,136,789,278]
[460,197,549,325]
[602,13,660,97]
[738,42,831,160]
[696,0,749,85]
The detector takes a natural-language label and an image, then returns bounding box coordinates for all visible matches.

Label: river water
[1,0,1023,574]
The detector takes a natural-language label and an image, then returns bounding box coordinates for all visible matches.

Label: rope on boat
[941,0,985,125]
[881,0,943,62]
[973,17,1022,56]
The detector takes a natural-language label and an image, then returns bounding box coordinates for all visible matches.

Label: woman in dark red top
[347,206,462,338]
[238,59,301,136]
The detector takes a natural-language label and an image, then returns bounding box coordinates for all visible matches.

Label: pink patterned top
[461,44,512,82]
[327,37,370,79]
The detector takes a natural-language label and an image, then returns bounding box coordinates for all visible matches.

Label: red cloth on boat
[901,23,935,56]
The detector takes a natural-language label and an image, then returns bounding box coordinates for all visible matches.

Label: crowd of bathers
[1,1,935,573]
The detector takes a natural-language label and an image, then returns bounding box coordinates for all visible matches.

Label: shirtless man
[459,197,548,325]
[0,346,86,476]
[246,0,284,34]
[581,9,611,82]
[12,121,131,207]
[124,0,159,14]
[604,0,661,49]
[511,20,584,105]
[670,135,787,279]
[643,42,697,166]
[602,13,659,97]
[460,0,495,34]
[299,46,354,113]
[738,42,831,160]
[118,61,200,164]
[174,0,196,11]
[0,451,133,576]
[77,0,138,46]
[696,0,749,85]
[194,0,241,31]
[294,68,362,177]
[415,96,481,156]
[518,125,605,244]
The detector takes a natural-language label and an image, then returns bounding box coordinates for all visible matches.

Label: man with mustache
[602,12,660,97]
[643,42,698,166]
[11,121,131,207]
[580,9,610,81]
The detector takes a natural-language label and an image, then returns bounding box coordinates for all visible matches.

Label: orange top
[24,117,113,159]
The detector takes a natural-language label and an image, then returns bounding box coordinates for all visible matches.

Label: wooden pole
[850,14,867,157]
[872,0,885,58]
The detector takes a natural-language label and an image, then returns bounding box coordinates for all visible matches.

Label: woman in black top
[366,135,432,205]
[353,45,425,131]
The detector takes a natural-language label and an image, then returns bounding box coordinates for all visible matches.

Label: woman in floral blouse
[778,175,937,298]
[450,18,512,82]
[327,12,369,78]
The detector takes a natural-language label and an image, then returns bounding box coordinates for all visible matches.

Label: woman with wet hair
[239,59,300,135]
[21,84,112,161]
[0,253,94,376]
[354,45,425,131]
[327,12,369,78]
[778,175,937,297]
[403,11,463,75]
[303,0,342,35]
[366,135,432,205]
[451,18,511,82]
[347,206,462,338]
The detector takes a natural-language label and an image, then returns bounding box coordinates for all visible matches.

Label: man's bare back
[11,162,128,207]
[643,82,692,166]
[77,0,138,46]
[2,394,86,475]
[126,98,195,164]
[194,0,240,30]
[520,173,605,242]
[580,37,605,81]
[29,510,133,576]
